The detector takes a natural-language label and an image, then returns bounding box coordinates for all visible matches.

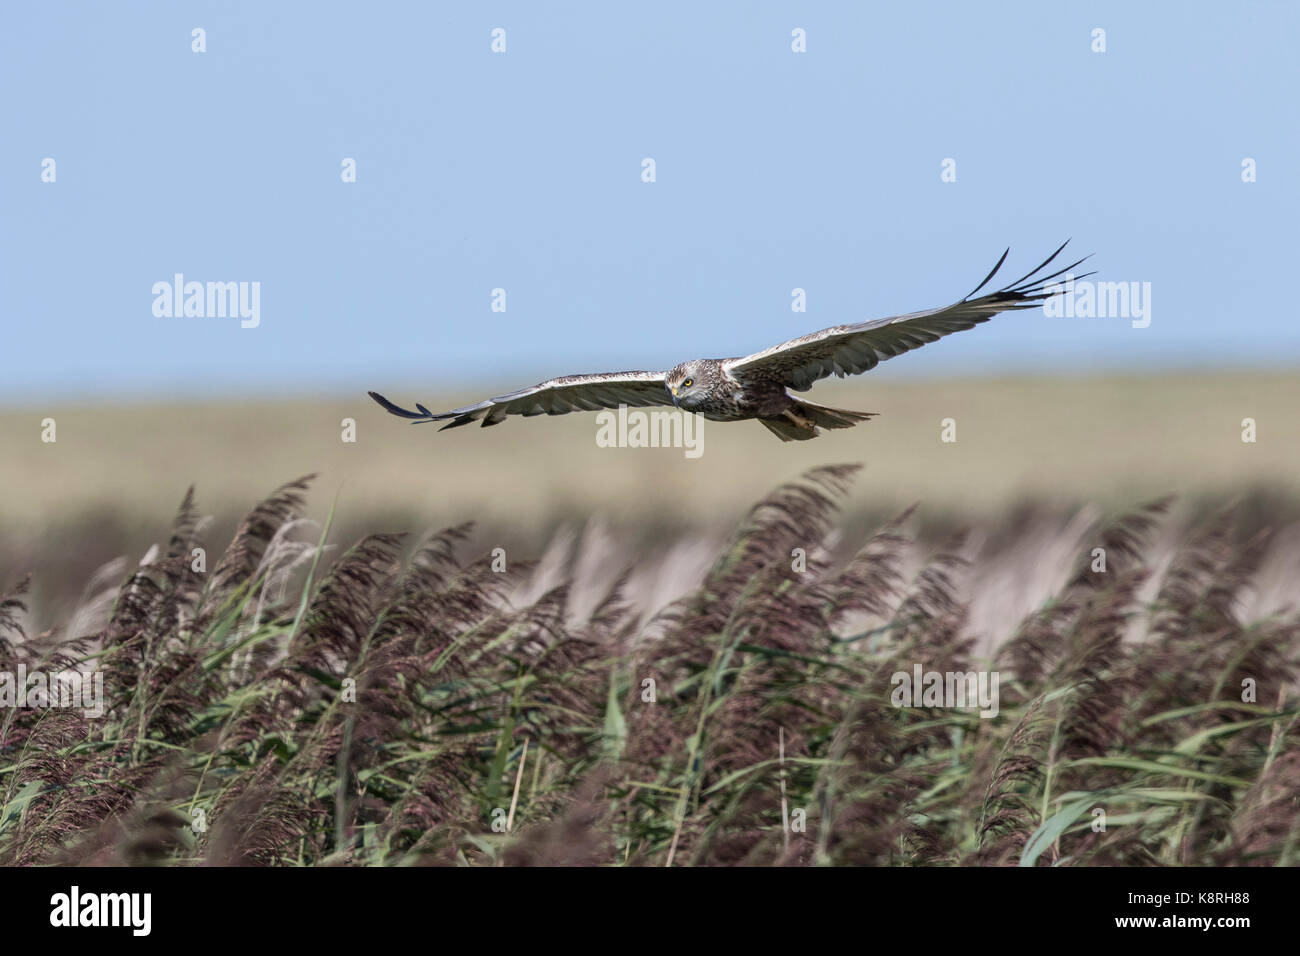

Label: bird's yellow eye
[682,378,693,388]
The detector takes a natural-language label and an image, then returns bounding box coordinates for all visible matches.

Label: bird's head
[666,361,713,410]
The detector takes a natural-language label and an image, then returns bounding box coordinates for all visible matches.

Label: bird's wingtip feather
[368,390,431,420]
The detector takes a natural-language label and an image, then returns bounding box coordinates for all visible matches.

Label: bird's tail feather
[797,400,877,429]
[759,418,819,441]
[758,400,876,441]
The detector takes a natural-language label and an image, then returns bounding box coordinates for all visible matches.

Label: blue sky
[2,2,1297,404]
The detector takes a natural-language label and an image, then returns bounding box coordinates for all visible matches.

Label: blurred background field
[3,369,1298,634]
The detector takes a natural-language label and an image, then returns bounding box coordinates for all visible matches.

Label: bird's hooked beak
[669,384,679,406]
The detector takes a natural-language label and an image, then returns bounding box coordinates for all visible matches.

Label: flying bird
[369,242,1091,442]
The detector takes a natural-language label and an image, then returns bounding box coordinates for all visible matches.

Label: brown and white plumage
[369,370,673,429]
[370,242,1092,442]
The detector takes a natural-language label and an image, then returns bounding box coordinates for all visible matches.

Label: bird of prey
[369,242,1091,442]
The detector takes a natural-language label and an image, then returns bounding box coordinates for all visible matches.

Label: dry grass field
[5,370,1298,527]
[4,370,1297,628]
[1,372,1298,867]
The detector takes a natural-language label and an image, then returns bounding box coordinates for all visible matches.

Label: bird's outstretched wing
[725,241,1093,391]
[369,370,672,430]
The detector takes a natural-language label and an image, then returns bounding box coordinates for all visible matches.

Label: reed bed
[1,466,1296,866]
